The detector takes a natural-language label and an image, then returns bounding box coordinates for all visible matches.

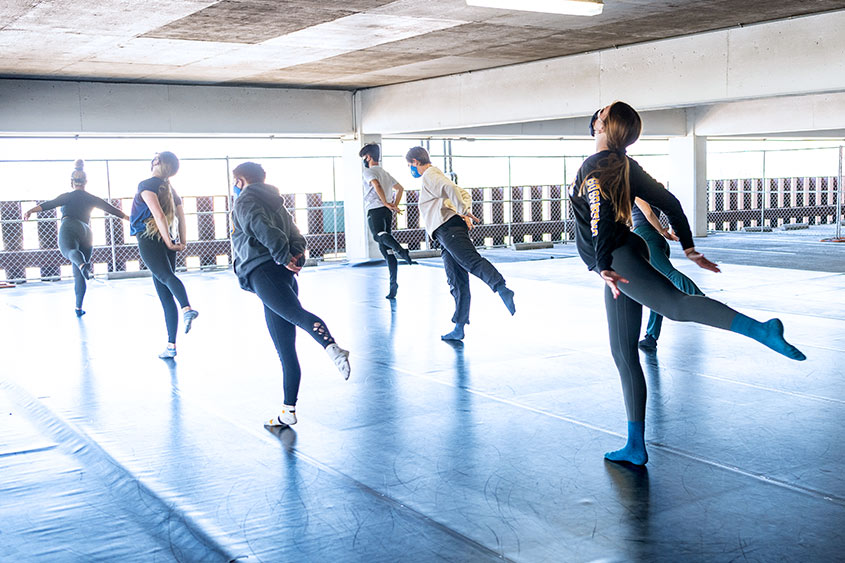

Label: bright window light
[466,0,603,16]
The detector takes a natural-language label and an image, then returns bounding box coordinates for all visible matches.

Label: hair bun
[74,159,85,171]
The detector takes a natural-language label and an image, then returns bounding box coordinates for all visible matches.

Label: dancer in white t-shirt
[359,143,416,299]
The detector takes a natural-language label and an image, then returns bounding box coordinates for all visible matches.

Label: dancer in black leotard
[230,162,350,428]
[571,101,805,466]
[24,160,128,316]
[129,152,198,359]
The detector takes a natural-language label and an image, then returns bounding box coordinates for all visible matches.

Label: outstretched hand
[685,249,721,273]
[600,269,629,299]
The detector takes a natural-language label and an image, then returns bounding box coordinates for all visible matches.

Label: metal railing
[5,145,843,283]
[389,185,575,251]
[707,144,845,238]
[707,176,842,235]
[0,155,344,283]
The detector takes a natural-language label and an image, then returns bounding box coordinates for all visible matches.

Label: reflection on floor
[1,253,843,561]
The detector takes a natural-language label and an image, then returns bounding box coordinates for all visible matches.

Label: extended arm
[634,198,678,241]
[24,193,70,220]
[23,204,42,220]
[629,160,719,273]
[628,160,693,249]
[91,193,129,220]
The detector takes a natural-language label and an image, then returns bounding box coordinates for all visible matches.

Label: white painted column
[669,134,708,238]
[341,133,383,262]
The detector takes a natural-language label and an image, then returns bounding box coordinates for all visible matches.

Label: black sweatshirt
[231,183,307,292]
[571,151,694,272]
[38,190,124,224]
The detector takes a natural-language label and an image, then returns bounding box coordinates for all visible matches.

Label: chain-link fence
[707,145,845,239]
[386,184,575,252]
[10,142,839,284]
[707,176,842,233]
[383,151,671,250]
[0,156,344,283]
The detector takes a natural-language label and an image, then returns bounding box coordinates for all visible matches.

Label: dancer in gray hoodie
[231,162,351,429]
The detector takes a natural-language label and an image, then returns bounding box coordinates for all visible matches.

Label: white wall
[361,10,845,135]
[0,79,355,135]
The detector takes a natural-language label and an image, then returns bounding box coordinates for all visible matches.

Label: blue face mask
[233,183,242,198]
[362,158,370,169]
[410,165,421,178]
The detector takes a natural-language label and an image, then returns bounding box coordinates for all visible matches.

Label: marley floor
[1,248,843,562]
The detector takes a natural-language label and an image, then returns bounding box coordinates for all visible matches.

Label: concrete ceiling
[2,0,844,90]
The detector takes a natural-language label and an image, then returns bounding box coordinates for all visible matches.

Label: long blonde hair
[143,151,179,240]
[579,101,642,225]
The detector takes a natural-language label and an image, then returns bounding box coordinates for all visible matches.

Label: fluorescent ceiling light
[466,0,603,16]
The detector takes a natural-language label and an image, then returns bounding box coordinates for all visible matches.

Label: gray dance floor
[1,251,843,561]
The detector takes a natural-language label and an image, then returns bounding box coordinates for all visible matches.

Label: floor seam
[0,379,245,563]
[388,365,845,507]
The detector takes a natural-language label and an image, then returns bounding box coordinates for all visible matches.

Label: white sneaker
[326,343,351,380]
[265,406,297,427]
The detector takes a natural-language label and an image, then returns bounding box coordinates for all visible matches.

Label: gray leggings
[605,235,738,421]
[59,218,93,309]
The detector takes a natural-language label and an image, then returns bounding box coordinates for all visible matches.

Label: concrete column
[669,134,708,237]
[341,133,383,262]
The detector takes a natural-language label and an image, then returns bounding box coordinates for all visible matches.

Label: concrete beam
[0,79,354,135]
[361,10,845,135]
[404,108,688,138]
[693,91,845,137]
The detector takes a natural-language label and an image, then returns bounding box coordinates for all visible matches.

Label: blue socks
[498,286,516,315]
[605,421,648,466]
[441,323,465,341]
[730,314,806,361]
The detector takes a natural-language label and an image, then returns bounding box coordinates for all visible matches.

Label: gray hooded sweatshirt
[231,182,306,292]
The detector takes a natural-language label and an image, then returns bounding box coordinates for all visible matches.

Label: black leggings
[59,218,93,309]
[249,261,336,406]
[367,207,401,284]
[604,235,738,421]
[137,235,190,344]
[434,215,506,324]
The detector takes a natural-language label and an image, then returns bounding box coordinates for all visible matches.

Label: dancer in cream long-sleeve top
[405,146,516,341]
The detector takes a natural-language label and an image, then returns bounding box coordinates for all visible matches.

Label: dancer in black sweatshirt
[571,101,805,466]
